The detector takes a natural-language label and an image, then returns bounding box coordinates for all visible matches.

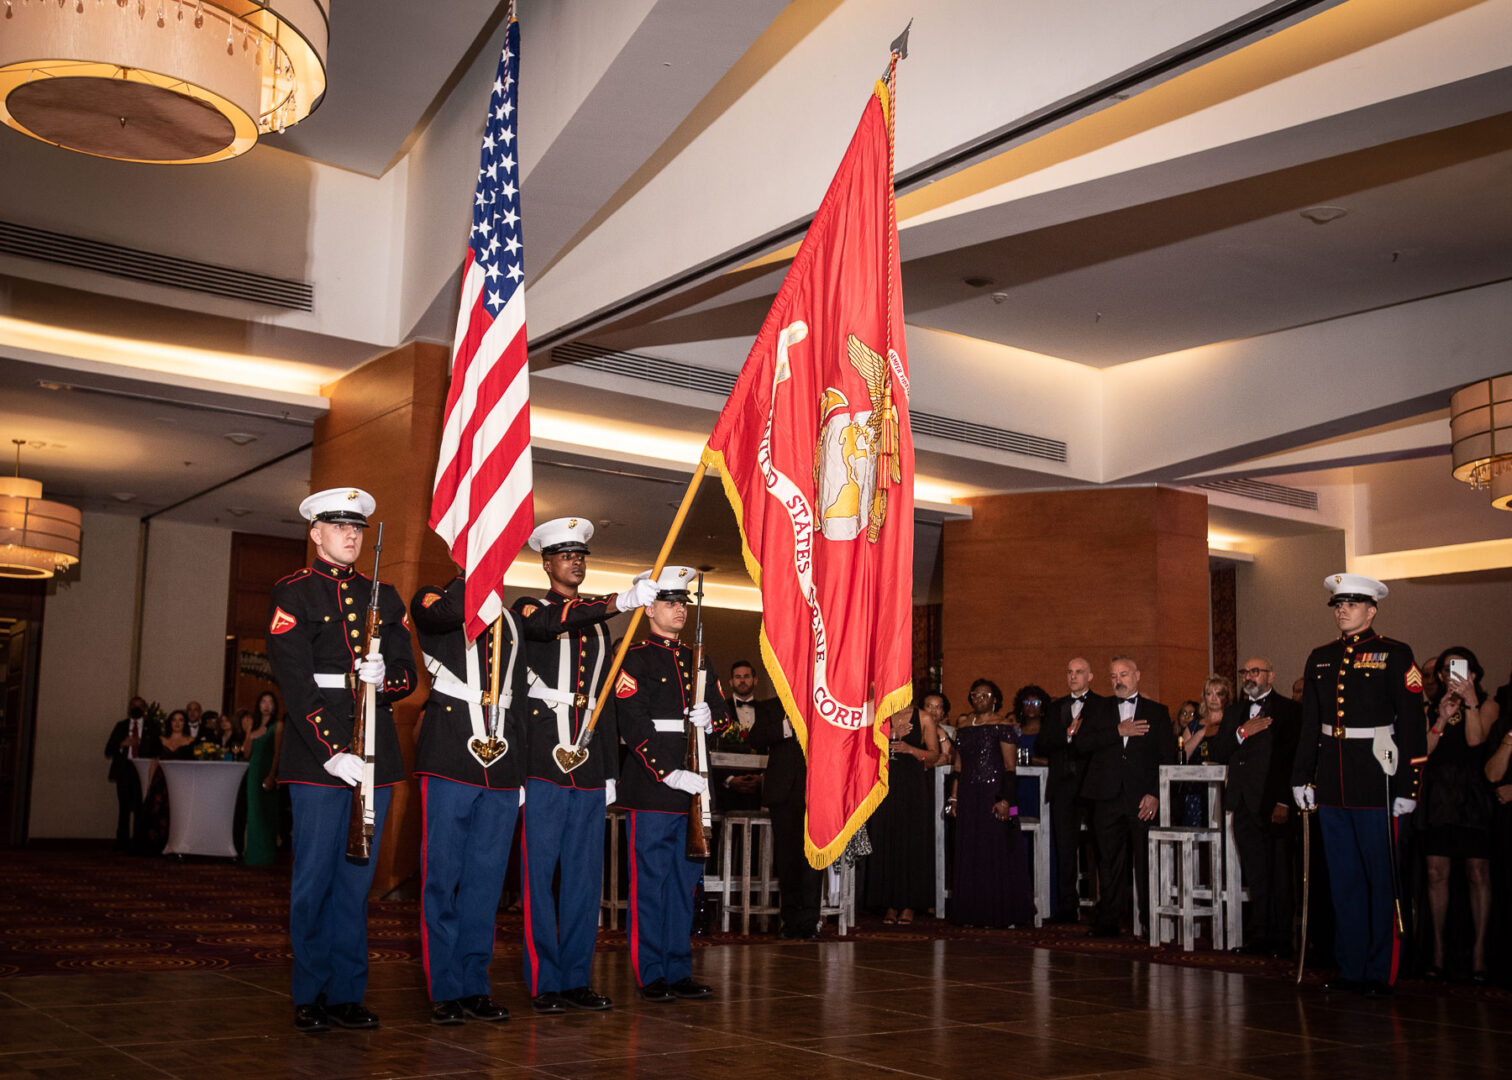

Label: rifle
[685,571,713,858]
[346,522,384,861]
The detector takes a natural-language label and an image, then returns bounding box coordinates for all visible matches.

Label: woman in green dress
[239,691,283,866]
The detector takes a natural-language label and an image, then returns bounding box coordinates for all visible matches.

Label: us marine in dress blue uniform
[1291,572,1425,997]
[510,517,655,1013]
[613,565,727,1002]
[410,574,528,1026]
[266,487,416,1033]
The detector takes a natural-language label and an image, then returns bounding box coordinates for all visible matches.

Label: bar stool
[600,807,628,929]
[1147,826,1224,949]
[719,811,779,934]
[820,859,856,935]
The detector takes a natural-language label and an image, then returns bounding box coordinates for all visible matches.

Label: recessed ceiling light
[1300,206,1347,225]
[226,507,252,517]
[111,492,136,503]
[223,432,259,446]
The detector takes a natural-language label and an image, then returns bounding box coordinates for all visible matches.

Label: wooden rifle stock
[685,572,712,859]
[346,523,384,860]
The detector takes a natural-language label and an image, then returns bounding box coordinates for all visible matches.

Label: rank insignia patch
[1405,664,1423,693]
[520,603,538,618]
[615,671,638,698]
[421,592,442,609]
[269,607,297,635]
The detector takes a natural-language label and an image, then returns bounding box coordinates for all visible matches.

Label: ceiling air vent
[1196,477,1319,511]
[0,219,314,311]
[552,341,1068,465]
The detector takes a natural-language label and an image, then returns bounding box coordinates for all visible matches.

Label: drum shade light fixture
[0,440,82,579]
[1450,373,1512,510]
[0,0,328,164]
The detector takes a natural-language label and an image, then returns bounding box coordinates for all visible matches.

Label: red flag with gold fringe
[701,76,912,868]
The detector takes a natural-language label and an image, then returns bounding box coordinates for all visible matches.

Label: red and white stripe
[428,251,533,641]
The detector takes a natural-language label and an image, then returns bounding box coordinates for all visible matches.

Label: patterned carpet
[2,849,1504,998]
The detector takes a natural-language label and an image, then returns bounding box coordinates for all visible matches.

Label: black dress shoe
[293,1003,329,1033]
[560,986,612,1011]
[459,995,509,1022]
[326,1002,379,1029]
[637,978,676,1003]
[1360,980,1393,998]
[531,992,567,1014]
[670,977,712,999]
[430,1000,465,1026]
[1321,978,1362,994]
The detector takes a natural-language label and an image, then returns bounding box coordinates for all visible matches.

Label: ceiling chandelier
[0,0,328,165]
[0,440,82,580]
[1449,373,1512,511]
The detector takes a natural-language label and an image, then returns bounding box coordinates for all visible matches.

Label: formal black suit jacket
[1077,694,1176,809]
[1038,691,1104,801]
[710,695,780,811]
[105,717,160,782]
[1210,691,1301,814]
[749,699,805,807]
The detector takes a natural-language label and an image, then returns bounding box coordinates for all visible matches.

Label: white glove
[605,778,618,806]
[616,579,660,612]
[323,752,364,787]
[1392,797,1417,817]
[355,651,385,687]
[663,769,708,797]
[1292,784,1316,811]
[687,701,713,733]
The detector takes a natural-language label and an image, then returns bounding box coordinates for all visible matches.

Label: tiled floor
[0,939,1504,1079]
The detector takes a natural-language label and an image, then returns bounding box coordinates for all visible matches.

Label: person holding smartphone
[1419,646,1498,982]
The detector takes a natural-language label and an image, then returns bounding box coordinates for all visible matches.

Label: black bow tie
[1072,695,1086,702]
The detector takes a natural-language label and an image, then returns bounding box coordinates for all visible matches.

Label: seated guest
[184,700,205,741]
[1422,646,1498,982]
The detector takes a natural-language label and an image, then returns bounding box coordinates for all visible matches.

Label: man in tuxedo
[1211,656,1302,956]
[1079,655,1176,937]
[184,700,205,741]
[749,690,821,939]
[1037,657,1101,923]
[105,696,158,851]
[712,660,772,813]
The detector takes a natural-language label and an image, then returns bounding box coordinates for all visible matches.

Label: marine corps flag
[701,75,912,868]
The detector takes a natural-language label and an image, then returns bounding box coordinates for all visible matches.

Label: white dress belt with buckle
[528,682,595,710]
[652,718,684,733]
[313,673,348,689]
[1332,724,1392,739]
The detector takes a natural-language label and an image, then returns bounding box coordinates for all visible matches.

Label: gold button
[446,706,452,712]
[322,730,329,736]
[1337,710,1345,718]
[661,677,667,683]
[323,616,330,622]
[341,583,348,590]
[348,613,357,622]
[345,598,353,606]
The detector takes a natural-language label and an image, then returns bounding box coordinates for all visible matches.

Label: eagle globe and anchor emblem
[815,333,903,543]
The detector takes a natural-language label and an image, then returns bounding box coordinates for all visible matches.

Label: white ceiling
[1,0,1510,578]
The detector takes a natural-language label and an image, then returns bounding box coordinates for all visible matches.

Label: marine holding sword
[511,517,659,1013]
[266,487,417,1033]
[1291,572,1426,997]
[612,566,726,1002]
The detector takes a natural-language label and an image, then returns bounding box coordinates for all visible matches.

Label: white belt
[1331,724,1392,739]
[652,718,684,733]
[528,682,596,711]
[431,670,493,706]
[313,673,347,689]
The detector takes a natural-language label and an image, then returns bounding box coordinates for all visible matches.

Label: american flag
[429,15,533,641]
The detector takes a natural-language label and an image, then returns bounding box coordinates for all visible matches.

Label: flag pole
[571,462,708,750]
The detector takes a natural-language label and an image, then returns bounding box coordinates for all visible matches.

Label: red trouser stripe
[419,776,433,996]
[627,811,642,986]
[519,815,540,994]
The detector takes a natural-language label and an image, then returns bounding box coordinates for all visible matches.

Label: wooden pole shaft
[576,461,708,744]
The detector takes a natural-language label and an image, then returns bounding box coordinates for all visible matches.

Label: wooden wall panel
[310,341,453,898]
[941,487,1210,718]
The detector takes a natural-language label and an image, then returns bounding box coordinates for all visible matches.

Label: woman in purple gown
[949,678,1035,927]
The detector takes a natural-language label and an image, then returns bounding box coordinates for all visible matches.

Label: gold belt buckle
[573,692,588,709]
[1332,724,1345,739]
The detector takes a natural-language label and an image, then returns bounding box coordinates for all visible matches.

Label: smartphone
[1447,657,1469,684]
